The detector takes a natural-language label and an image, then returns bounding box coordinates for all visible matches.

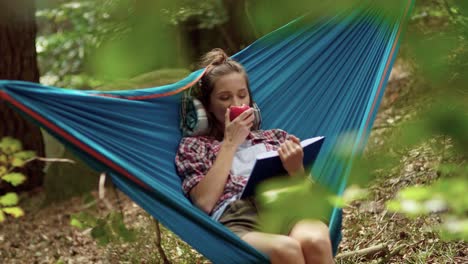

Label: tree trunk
[222,0,257,53]
[0,1,45,193]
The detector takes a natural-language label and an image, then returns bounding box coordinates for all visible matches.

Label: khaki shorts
[218,197,259,238]
[218,198,331,238]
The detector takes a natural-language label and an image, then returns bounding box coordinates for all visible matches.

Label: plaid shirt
[175,129,289,216]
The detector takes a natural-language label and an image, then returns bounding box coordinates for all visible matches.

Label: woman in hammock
[175,48,334,264]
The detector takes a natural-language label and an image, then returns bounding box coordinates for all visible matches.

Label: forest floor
[0,60,467,264]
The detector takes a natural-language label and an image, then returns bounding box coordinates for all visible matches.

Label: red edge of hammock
[0,94,148,191]
[0,69,206,189]
[93,68,207,100]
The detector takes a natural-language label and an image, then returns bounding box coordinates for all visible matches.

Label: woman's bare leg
[241,232,305,264]
[289,220,334,264]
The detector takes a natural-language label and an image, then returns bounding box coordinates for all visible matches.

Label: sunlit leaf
[0,193,19,206]
[11,158,25,168]
[329,196,346,208]
[70,212,98,228]
[386,200,402,212]
[0,154,7,163]
[1,173,27,186]
[0,137,22,154]
[13,151,36,160]
[398,186,431,201]
[334,131,360,160]
[0,166,7,176]
[432,178,468,215]
[70,218,84,229]
[439,216,468,241]
[400,200,426,216]
[257,177,333,234]
[2,207,24,218]
[342,185,369,203]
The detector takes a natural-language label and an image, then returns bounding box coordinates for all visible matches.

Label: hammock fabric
[0,1,413,263]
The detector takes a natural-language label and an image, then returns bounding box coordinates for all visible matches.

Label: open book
[240,136,325,198]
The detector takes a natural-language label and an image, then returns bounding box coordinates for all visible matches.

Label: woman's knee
[270,236,303,262]
[290,220,332,256]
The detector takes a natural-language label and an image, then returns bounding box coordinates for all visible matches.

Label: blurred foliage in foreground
[36,0,405,88]
[36,0,133,88]
[0,137,36,222]
[257,0,468,242]
[34,0,467,250]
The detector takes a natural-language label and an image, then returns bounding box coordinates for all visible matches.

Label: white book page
[255,136,324,160]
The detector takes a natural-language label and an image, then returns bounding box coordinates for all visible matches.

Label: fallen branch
[153,218,171,264]
[377,243,407,264]
[32,157,75,164]
[336,243,389,260]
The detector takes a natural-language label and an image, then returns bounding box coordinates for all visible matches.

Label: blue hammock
[0,1,413,263]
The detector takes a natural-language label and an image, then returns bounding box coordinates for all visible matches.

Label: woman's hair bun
[200,48,229,67]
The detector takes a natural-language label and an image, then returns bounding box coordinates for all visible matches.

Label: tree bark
[218,0,257,54]
[0,1,45,193]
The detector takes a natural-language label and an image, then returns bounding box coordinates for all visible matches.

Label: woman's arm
[190,107,255,214]
[189,141,237,213]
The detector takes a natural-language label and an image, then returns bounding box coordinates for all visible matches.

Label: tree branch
[4,156,75,174]
[153,218,171,264]
[336,243,389,260]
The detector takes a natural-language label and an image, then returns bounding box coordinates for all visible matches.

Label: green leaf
[0,192,19,206]
[400,200,426,217]
[256,177,334,234]
[398,186,431,201]
[0,137,22,154]
[0,210,4,222]
[13,151,36,160]
[1,173,27,186]
[342,185,369,204]
[439,216,468,241]
[333,131,359,160]
[2,207,24,218]
[11,158,25,168]
[70,218,84,229]
[329,196,346,208]
[109,212,136,242]
[0,166,7,176]
[91,219,112,245]
[70,212,98,228]
[0,154,7,163]
[386,200,402,212]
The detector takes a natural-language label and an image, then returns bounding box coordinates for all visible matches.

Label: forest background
[0,0,467,263]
